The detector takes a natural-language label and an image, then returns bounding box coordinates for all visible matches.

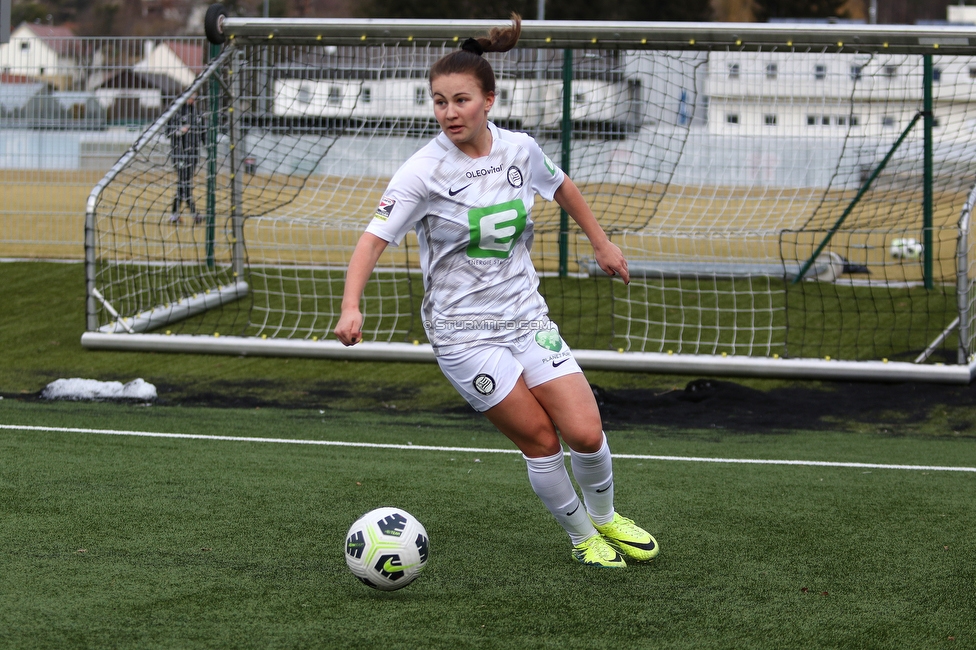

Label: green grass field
[1,400,975,649]
[2,260,976,648]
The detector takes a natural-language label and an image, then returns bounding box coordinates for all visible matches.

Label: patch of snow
[41,378,157,401]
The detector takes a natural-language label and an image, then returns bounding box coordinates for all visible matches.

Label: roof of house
[13,22,86,59]
[20,23,77,39]
[162,41,205,72]
[94,69,185,96]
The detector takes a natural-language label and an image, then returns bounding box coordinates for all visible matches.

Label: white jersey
[365,122,565,354]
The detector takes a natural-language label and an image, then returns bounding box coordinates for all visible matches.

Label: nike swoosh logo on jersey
[448,183,472,196]
[553,358,570,368]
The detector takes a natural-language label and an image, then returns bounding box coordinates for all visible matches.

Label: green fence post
[559,48,572,278]
[206,41,220,270]
[923,54,934,290]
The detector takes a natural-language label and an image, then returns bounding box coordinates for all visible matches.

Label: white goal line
[1,423,973,473]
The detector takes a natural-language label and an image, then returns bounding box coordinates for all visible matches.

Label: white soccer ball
[890,237,923,260]
[344,507,429,591]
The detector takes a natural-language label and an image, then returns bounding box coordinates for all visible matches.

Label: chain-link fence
[0,31,207,258]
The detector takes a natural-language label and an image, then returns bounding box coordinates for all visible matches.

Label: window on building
[362,87,372,103]
[20,41,30,51]
[822,116,830,126]
[882,116,896,127]
[932,67,942,83]
[850,65,863,81]
[884,65,898,78]
[766,63,778,79]
[498,88,511,106]
[415,86,427,105]
[764,114,777,126]
[970,66,976,79]
[728,63,740,79]
[850,116,860,126]
[328,86,342,105]
[807,115,817,126]
[837,116,847,126]
[814,64,827,80]
[726,113,739,125]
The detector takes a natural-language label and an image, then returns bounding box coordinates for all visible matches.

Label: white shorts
[435,325,582,412]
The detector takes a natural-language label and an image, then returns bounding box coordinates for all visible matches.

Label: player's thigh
[513,326,602,452]
[529,372,603,453]
[482,376,562,457]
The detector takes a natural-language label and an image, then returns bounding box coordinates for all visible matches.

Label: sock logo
[595,481,614,494]
[566,503,581,517]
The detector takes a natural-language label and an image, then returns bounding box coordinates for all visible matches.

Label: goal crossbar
[218,17,976,55]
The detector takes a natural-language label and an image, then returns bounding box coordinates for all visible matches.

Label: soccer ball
[344,507,429,591]
[890,237,923,260]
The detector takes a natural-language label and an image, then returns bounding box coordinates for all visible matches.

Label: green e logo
[467,200,528,259]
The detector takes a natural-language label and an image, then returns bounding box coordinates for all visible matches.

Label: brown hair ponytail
[429,13,522,95]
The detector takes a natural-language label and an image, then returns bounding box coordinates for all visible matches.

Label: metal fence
[0,34,207,258]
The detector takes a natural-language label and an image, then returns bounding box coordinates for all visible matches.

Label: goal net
[83,16,976,382]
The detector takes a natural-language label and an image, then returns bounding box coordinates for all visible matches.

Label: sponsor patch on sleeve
[543,155,557,177]
[374,197,396,221]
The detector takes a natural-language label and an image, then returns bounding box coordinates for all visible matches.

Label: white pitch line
[2,423,975,473]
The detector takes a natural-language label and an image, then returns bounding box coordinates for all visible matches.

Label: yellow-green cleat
[594,513,659,562]
[572,534,627,568]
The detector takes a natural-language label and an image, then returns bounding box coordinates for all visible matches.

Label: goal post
[82,11,976,383]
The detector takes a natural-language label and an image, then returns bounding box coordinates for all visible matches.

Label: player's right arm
[334,232,389,346]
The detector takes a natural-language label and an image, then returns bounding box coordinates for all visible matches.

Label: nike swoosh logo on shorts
[448,184,472,196]
[553,358,569,368]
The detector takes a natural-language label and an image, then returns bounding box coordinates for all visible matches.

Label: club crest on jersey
[473,373,496,395]
[507,165,524,188]
[374,197,396,221]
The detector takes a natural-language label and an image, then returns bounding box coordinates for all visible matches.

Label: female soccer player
[335,14,658,567]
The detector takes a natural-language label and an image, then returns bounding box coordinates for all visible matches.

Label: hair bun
[460,38,485,56]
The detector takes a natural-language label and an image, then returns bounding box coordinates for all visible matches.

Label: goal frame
[82,13,976,383]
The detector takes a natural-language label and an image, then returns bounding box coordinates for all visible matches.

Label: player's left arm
[553,176,629,284]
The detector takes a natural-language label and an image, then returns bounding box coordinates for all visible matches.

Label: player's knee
[562,421,604,453]
[519,425,562,457]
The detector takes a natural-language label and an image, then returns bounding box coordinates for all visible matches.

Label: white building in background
[706,51,976,141]
[0,23,84,90]
[133,40,205,89]
[947,5,976,24]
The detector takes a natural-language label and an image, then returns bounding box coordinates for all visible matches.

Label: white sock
[570,433,615,526]
[524,450,597,545]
